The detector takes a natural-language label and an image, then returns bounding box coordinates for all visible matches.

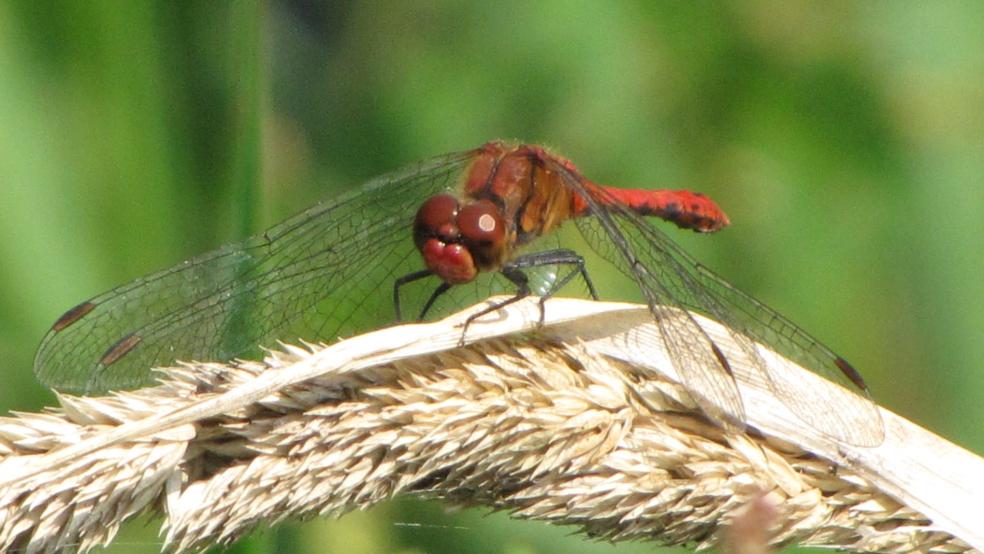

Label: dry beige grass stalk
[0,298,978,553]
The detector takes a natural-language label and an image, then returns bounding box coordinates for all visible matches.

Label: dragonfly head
[413,193,508,284]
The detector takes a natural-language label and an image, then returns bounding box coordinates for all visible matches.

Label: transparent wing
[562,170,884,447]
[572,212,747,431]
[35,150,478,394]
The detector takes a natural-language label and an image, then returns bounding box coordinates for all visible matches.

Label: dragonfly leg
[418,281,453,321]
[460,266,531,340]
[393,269,433,321]
[507,249,598,325]
[461,248,597,339]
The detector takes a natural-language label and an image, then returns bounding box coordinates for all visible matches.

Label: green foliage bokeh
[1,2,982,553]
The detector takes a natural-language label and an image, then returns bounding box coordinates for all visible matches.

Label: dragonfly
[34,140,885,447]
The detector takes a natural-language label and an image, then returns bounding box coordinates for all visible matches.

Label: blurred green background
[2,1,982,553]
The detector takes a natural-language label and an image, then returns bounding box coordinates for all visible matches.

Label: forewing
[34,150,476,394]
[564,170,884,446]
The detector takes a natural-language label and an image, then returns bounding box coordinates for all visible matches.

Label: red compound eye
[458,200,504,245]
[414,194,460,249]
[457,200,506,268]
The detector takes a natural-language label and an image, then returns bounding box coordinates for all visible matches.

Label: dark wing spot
[834,356,869,391]
[51,301,97,332]
[710,342,735,378]
[99,333,143,367]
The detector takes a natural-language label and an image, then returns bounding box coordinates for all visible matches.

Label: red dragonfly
[34,141,884,446]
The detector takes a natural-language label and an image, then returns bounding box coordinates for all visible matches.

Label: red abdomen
[573,186,730,233]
